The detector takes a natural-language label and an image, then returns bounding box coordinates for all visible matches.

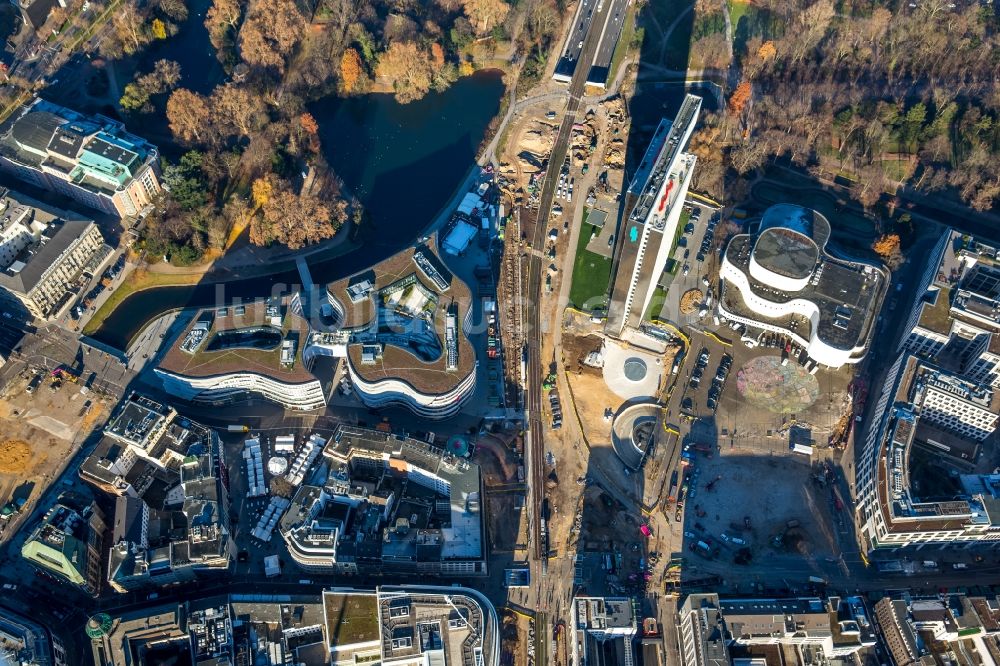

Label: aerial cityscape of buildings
[0,5,998,666]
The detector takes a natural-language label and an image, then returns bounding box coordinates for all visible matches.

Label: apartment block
[0,188,107,319]
[274,424,485,577]
[0,98,162,218]
[77,393,233,591]
[855,353,1000,552]
[874,595,1000,666]
[677,595,876,666]
[88,587,498,666]
[901,229,1000,386]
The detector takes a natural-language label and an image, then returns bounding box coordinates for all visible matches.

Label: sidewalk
[145,217,361,279]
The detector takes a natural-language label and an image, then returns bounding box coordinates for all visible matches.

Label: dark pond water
[91,71,505,350]
[309,69,505,248]
[137,0,223,95]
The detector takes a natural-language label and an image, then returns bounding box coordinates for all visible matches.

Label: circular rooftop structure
[602,341,663,400]
[623,357,648,382]
[446,434,470,457]
[753,227,819,280]
[86,613,113,639]
[611,403,661,470]
[267,456,288,476]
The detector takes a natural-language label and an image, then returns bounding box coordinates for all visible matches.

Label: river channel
[91,71,505,350]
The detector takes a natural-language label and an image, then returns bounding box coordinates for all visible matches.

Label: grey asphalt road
[587,0,630,84]
[553,0,599,80]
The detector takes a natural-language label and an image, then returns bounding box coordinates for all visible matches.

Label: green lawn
[645,286,668,321]
[673,209,690,251]
[569,224,613,311]
[82,269,203,336]
[727,0,750,32]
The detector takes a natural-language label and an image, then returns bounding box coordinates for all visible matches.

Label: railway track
[522,0,619,592]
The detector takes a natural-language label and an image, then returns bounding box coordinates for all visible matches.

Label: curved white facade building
[347,360,477,419]
[318,242,479,420]
[719,204,888,368]
[155,298,327,411]
[155,368,325,411]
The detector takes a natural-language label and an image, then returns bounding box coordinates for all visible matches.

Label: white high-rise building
[900,229,1000,386]
[606,94,701,337]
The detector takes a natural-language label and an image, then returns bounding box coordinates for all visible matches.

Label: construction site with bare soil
[0,367,108,541]
[493,93,635,409]
[490,88,676,637]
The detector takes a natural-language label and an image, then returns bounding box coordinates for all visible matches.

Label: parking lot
[673,322,855,451]
[679,345,732,417]
[654,203,726,325]
[665,320,858,590]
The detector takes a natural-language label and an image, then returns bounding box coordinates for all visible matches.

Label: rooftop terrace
[159,297,314,382]
[326,241,476,394]
[324,591,380,648]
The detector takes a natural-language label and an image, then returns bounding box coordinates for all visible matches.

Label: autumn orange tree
[340,47,364,93]
[872,233,904,269]
[728,80,751,116]
[251,175,276,210]
[298,113,320,153]
[430,42,445,68]
[872,233,900,258]
[299,113,319,135]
